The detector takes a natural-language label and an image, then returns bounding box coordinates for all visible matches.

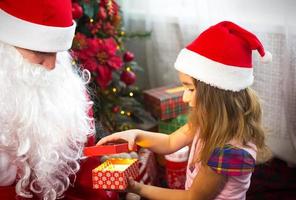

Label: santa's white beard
[0,41,94,199]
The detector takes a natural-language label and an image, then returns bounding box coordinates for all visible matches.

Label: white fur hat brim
[174,48,254,92]
[0,9,76,52]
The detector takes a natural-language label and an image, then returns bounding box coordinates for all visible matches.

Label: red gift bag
[165,146,189,189]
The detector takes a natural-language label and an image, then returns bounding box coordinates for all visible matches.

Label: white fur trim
[0,9,76,52]
[174,48,253,91]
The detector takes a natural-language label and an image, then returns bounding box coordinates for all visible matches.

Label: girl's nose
[182,90,191,103]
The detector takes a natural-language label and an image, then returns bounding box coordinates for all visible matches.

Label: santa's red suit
[0,0,118,199]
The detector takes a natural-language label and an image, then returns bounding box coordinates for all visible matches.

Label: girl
[97,21,272,200]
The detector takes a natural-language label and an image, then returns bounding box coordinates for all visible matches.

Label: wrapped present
[99,148,158,186]
[92,158,139,190]
[158,114,188,134]
[165,146,189,189]
[84,143,137,157]
[143,84,188,120]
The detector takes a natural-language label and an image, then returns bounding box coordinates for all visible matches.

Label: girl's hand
[96,129,138,150]
[127,177,142,194]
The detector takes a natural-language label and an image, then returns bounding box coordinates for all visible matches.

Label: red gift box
[84,143,137,157]
[143,84,188,120]
[92,158,139,190]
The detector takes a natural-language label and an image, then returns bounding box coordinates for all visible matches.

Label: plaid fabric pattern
[207,144,255,176]
[158,114,188,134]
[143,84,188,120]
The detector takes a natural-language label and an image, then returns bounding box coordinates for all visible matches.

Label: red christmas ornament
[72,3,83,19]
[120,70,136,85]
[112,106,120,113]
[123,51,134,62]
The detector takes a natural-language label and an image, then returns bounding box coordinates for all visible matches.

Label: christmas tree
[71,0,155,135]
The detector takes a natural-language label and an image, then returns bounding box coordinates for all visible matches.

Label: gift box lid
[84,143,137,157]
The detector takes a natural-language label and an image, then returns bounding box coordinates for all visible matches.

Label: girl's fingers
[96,131,135,146]
[128,140,135,151]
[127,177,136,189]
[96,138,104,146]
[127,177,141,193]
[96,134,119,145]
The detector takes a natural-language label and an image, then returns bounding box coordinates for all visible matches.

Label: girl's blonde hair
[189,79,271,165]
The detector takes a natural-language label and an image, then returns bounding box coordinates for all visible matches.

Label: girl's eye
[37,52,46,55]
[35,51,48,56]
[186,88,194,92]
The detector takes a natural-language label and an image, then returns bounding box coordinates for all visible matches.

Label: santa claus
[0,0,118,199]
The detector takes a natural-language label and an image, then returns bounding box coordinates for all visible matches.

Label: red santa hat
[175,21,272,91]
[0,0,76,52]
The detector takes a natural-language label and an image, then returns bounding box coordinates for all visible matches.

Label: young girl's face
[178,72,196,107]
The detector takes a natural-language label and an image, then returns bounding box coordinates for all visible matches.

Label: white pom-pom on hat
[260,51,272,64]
